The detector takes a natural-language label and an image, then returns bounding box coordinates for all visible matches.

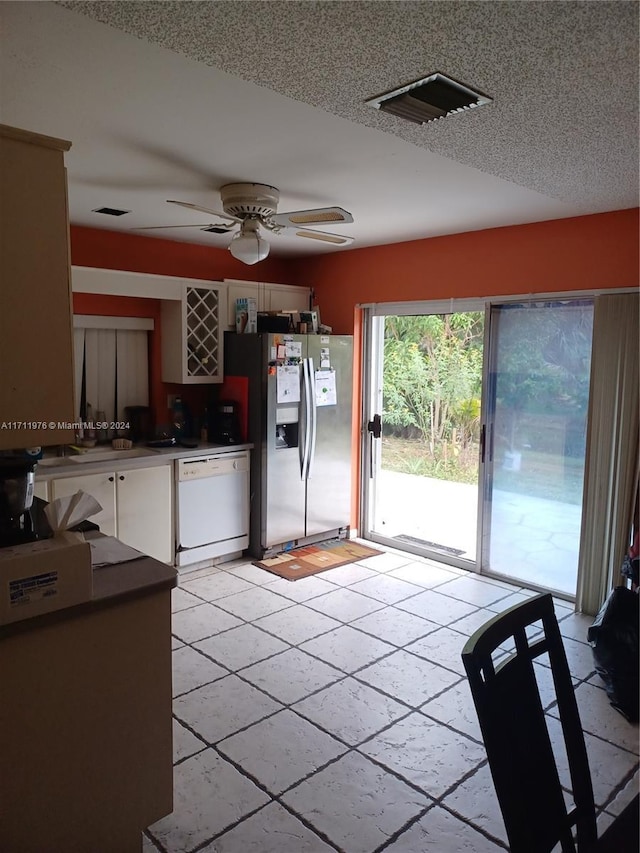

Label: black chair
[461,593,598,853]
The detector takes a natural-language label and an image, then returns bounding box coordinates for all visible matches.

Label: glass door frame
[360,297,488,574]
[360,290,604,598]
[480,298,595,598]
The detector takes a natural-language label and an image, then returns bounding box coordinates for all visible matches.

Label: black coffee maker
[0,457,38,546]
[209,400,242,445]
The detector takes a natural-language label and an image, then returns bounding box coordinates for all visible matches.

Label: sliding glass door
[363,305,485,568]
[363,298,594,597]
[482,301,593,594]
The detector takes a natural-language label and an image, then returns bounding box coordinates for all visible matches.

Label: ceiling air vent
[366,72,492,125]
[92,206,131,216]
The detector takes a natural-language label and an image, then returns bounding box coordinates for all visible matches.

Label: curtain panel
[576,292,640,615]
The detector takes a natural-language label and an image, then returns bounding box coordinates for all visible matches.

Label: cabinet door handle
[108,476,114,482]
[119,475,125,481]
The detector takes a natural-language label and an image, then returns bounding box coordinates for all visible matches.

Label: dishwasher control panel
[177,453,249,481]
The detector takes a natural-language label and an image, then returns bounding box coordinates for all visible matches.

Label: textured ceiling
[2,1,638,256]
[58,0,639,208]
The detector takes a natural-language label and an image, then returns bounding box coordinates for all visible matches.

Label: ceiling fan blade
[291,228,354,245]
[134,223,234,233]
[166,199,241,222]
[272,206,353,227]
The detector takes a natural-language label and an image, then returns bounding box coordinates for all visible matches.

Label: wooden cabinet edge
[0,125,75,449]
[0,123,71,152]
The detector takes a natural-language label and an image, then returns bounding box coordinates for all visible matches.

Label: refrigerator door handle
[306,357,317,479]
[300,357,313,480]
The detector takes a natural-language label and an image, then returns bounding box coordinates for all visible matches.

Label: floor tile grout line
[172,614,514,744]
[163,555,633,851]
[191,635,468,725]
[418,706,486,747]
[178,621,468,707]
[599,762,640,813]
[371,802,437,853]
[173,614,635,759]
[142,828,166,852]
[217,735,352,795]
[293,632,445,680]
[351,740,479,803]
[369,755,512,852]
[348,667,465,711]
[173,729,349,853]
[176,578,302,614]
[436,800,510,851]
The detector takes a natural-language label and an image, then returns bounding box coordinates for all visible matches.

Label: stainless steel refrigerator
[224,332,353,558]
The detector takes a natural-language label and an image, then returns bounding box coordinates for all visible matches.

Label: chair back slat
[462,593,597,853]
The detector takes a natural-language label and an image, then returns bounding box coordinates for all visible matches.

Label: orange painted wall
[71,211,639,531]
[71,225,295,283]
[291,209,640,333]
[290,208,639,530]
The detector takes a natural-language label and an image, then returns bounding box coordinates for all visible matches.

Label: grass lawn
[381,436,585,503]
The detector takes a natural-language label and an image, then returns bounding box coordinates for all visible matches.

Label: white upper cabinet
[224,279,311,329]
[162,282,227,384]
[263,282,311,315]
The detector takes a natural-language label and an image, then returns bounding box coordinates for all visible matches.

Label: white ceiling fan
[136,182,354,264]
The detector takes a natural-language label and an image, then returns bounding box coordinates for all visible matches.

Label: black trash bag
[587,587,639,723]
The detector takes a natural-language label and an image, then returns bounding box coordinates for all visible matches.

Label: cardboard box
[0,533,92,625]
[235,297,257,334]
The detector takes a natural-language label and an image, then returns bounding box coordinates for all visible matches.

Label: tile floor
[144,545,639,853]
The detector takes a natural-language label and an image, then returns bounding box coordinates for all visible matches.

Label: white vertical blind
[84,329,117,422]
[116,329,149,421]
[73,328,85,419]
[576,292,640,615]
[74,321,150,426]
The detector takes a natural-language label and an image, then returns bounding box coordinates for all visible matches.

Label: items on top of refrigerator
[235,297,257,333]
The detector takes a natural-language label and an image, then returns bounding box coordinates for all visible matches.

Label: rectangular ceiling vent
[366,72,492,125]
[92,206,131,216]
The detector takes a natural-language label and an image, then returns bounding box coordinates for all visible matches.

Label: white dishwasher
[175,451,250,568]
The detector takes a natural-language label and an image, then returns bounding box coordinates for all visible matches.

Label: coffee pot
[0,457,37,545]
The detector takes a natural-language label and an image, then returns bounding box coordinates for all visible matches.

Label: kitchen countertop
[35,441,253,479]
[0,530,178,640]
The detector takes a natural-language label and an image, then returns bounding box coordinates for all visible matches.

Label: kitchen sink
[37,456,69,467]
[68,448,160,464]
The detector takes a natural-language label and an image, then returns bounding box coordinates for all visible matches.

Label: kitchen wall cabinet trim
[72,264,224,301]
[1,124,76,449]
[73,314,154,330]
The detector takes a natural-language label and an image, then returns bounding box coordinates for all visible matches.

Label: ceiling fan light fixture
[228,219,270,265]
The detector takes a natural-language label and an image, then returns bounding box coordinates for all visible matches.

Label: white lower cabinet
[50,465,173,563]
[51,471,117,537]
[116,466,173,563]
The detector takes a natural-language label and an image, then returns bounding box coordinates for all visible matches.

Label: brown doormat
[253,539,383,581]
